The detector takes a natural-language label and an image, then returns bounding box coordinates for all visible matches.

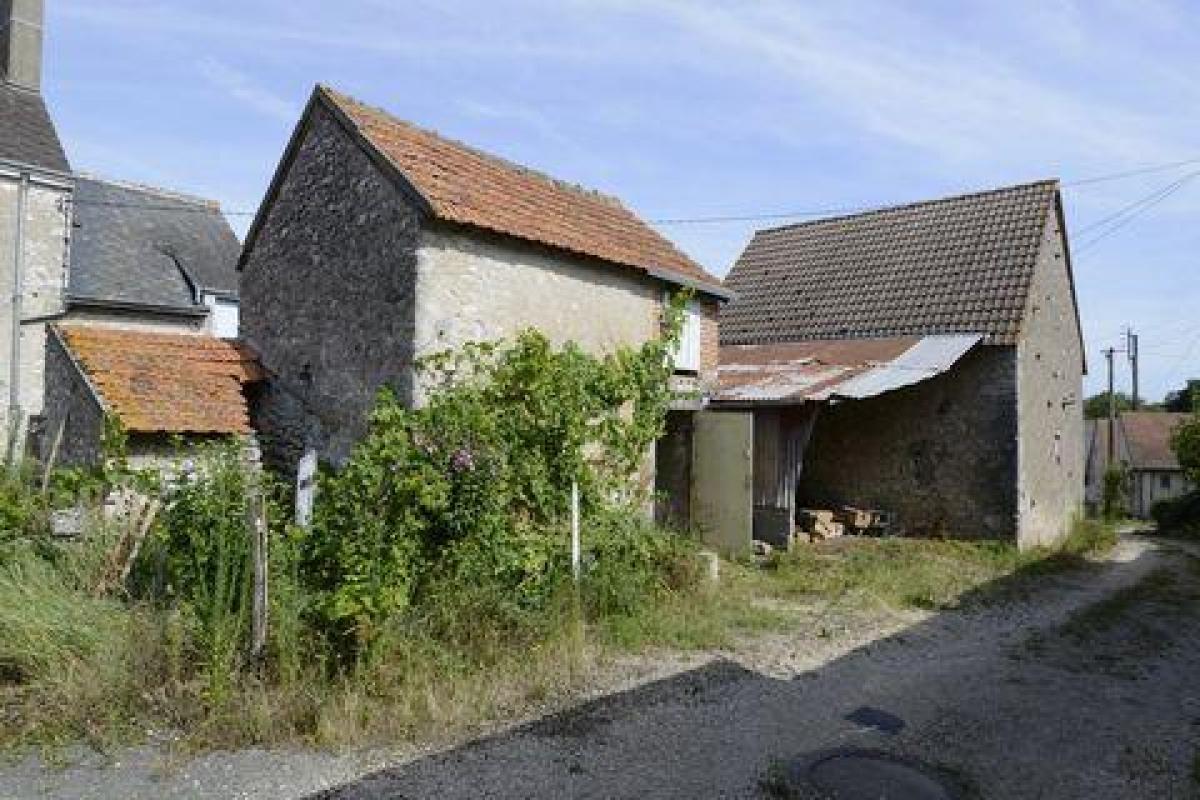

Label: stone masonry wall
[0,174,70,446]
[799,345,1019,539]
[413,224,661,400]
[40,328,104,467]
[1016,209,1085,547]
[240,104,424,471]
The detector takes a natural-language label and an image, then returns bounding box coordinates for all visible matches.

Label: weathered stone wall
[240,104,424,471]
[0,174,70,445]
[413,224,661,400]
[40,327,104,466]
[798,346,1019,539]
[1015,210,1085,547]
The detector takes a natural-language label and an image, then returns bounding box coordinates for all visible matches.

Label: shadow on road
[307,541,1200,799]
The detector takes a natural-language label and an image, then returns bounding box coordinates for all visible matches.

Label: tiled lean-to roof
[70,175,241,309]
[244,85,724,296]
[55,326,262,435]
[722,180,1061,345]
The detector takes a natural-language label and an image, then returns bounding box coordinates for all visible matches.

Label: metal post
[7,171,28,465]
[295,447,317,528]
[571,480,581,583]
[1128,331,1139,411]
[1105,347,1116,467]
[244,464,269,663]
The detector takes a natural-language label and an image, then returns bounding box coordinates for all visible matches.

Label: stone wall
[1015,209,1085,547]
[413,224,661,400]
[240,103,424,471]
[40,327,104,466]
[798,346,1019,539]
[0,173,70,445]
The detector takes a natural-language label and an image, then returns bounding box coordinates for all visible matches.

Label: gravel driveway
[4,536,1198,799]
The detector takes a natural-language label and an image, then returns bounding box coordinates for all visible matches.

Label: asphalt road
[311,537,1200,799]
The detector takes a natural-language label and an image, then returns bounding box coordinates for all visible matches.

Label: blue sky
[44,0,1200,401]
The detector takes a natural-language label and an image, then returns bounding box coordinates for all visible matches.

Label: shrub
[1102,465,1129,520]
[135,442,269,688]
[1171,415,1200,486]
[301,296,689,652]
[1152,491,1200,538]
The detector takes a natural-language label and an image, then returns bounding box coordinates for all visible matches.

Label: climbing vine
[302,292,691,646]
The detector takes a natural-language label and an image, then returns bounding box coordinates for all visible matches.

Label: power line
[1072,171,1200,254]
[1061,157,1200,187]
[66,154,1200,223]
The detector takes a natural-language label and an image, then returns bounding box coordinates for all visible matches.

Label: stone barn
[718,180,1085,548]
[238,85,733,528]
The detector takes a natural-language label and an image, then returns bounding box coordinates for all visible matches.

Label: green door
[690,410,753,558]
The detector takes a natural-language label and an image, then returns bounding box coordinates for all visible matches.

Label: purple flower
[450,447,475,473]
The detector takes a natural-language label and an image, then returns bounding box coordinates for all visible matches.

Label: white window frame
[671,299,702,374]
[202,293,240,339]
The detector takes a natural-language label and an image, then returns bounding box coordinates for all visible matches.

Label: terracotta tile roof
[55,326,263,435]
[319,86,724,295]
[1120,411,1191,471]
[721,180,1060,346]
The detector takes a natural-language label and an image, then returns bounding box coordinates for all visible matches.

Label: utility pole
[1105,347,1117,466]
[1126,328,1140,410]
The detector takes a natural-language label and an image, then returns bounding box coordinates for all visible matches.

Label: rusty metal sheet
[715,335,981,405]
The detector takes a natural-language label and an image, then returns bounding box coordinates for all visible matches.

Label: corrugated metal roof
[715,334,981,405]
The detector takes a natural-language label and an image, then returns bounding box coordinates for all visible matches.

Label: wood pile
[796,506,894,543]
[798,509,845,543]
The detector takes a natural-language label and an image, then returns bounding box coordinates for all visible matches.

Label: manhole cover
[804,751,955,800]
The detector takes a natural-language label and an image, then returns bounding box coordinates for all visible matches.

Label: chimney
[0,0,43,92]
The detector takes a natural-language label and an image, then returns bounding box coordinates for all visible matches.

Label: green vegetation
[0,298,1121,752]
[1084,390,1133,420]
[1102,465,1130,520]
[1153,409,1200,538]
[746,516,1117,612]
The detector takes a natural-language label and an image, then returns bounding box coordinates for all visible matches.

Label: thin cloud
[197,58,295,121]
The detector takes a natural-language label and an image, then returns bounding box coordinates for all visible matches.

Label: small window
[202,293,240,339]
[671,300,702,373]
[1161,474,1172,490]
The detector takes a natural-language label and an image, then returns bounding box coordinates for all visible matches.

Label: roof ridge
[755,178,1060,236]
[75,172,222,210]
[319,85,626,210]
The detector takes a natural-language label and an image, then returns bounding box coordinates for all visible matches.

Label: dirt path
[4,536,1198,799]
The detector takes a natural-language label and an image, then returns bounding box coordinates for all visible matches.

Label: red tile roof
[319,86,725,295]
[1120,411,1191,471]
[56,326,263,435]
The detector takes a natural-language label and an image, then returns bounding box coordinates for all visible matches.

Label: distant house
[0,1,248,464]
[239,86,730,485]
[716,181,1085,548]
[1085,412,1195,518]
[0,0,72,452]
[66,175,242,337]
[43,325,262,468]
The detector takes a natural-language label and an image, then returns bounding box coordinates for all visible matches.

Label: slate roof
[0,83,69,172]
[246,85,723,295]
[55,325,262,435]
[1120,411,1191,471]
[69,175,241,309]
[721,181,1061,346]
